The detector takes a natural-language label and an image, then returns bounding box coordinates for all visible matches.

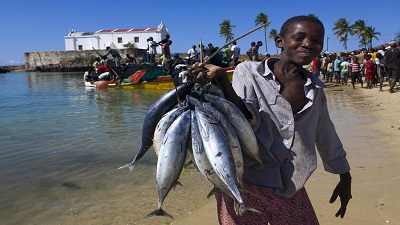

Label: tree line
[219,13,398,54]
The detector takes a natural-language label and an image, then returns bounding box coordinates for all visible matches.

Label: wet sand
[173,83,400,225]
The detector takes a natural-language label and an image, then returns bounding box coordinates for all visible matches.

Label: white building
[64,22,168,52]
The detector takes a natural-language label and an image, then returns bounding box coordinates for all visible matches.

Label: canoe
[85,66,235,90]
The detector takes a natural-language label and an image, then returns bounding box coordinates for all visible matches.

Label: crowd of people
[85,30,399,95]
[307,41,400,93]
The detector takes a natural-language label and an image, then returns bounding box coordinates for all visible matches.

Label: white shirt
[188,48,198,60]
[231,45,240,59]
[148,41,157,54]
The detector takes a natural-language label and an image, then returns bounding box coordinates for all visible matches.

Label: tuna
[119,83,193,170]
[204,94,261,164]
[194,107,246,213]
[153,105,189,155]
[144,110,191,219]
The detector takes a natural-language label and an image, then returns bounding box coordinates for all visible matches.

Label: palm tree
[351,20,368,49]
[332,18,354,53]
[219,20,236,44]
[255,13,270,54]
[268,29,278,54]
[364,26,381,49]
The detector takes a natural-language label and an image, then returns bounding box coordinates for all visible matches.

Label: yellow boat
[85,67,235,90]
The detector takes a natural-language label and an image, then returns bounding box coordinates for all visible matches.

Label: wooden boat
[85,66,235,90]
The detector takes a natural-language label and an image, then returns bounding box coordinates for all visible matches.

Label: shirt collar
[259,59,326,89]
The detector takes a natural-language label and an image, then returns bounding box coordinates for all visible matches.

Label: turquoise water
[0,72,215,225]
[0,72,364,225]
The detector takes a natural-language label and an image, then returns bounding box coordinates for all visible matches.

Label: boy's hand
[329,172,352,218]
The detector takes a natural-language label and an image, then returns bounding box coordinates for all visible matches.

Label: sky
[1,0,400,66]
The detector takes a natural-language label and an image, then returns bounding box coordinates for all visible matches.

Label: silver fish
[190,110,236,199]
[119,83,193,170]
[204,94,261,164]
[203,83,225,98]
[144,110,191,219]
[153,105,188,156]
[202,103,244,187]
[194,107,245,212]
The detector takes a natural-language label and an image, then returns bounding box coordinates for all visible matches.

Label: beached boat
[84,66,235,90]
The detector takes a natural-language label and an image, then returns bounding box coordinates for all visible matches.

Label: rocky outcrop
[25,49,147,72]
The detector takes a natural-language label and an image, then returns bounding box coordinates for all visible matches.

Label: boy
[189,15,351,224]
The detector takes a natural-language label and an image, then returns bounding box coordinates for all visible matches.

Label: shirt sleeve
[315,90,350,174]
[231,63,261,131]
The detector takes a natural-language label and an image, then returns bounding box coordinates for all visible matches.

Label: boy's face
[276,21,324,66]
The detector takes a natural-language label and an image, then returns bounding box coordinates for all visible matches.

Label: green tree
[255,13,270,54]
[307,14,318,19]
[364,26,381,49]
[219,20,236,44]
[268,29,278,54]
[351,20,368,49]
[332,18,354,53]
[123,42,138,55]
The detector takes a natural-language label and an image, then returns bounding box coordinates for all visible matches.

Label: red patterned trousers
[215,182,319,225]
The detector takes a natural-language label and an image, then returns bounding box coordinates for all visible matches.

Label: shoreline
[173,82,400,225]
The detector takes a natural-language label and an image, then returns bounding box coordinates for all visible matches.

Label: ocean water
[0,72,365,225]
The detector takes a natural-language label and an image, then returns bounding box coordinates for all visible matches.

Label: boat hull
[84,67,235,90]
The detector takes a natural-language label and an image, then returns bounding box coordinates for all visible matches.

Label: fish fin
[117,162,135,171]
[143,208,174,219]
[172,180,183,190]
[184,160,194,167]
[206,186,220,199]
[237,204,261,216]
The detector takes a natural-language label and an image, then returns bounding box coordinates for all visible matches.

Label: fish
[204,94,261,164]
[202,103,244,187]
[190,110,236,199]
[194,107,246,213]
[119,83,193,170]
[153,105,189,156]
[187,95,203,109]
[144,110,191,219]
[195,107,260,216]
[203,83,225,98]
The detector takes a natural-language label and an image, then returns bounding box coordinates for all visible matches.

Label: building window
[134,37,139,43]
[78,45,83,50]
[118,37,123,43]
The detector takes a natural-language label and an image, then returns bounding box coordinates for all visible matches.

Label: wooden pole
[202,21,271,65]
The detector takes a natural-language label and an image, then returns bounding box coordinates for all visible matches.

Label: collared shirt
[232,59,350,197]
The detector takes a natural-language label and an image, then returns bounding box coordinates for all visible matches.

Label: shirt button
[284,141,289,145]
[287,120,292,125]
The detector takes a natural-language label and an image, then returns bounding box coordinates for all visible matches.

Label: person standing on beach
[340,56,350,85]
[376,52,385,91]
[334,54,342,84]
[189,15,352,224]
[350,56,363,89]
[384,41,400,93]
[364,54,376,89]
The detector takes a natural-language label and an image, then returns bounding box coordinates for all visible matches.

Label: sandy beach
[172,83,400,225]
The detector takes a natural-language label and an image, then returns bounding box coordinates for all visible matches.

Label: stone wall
[24,49,146,71]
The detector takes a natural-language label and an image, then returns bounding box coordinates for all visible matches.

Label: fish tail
[143,208,174,219]
[117,162,135,171]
